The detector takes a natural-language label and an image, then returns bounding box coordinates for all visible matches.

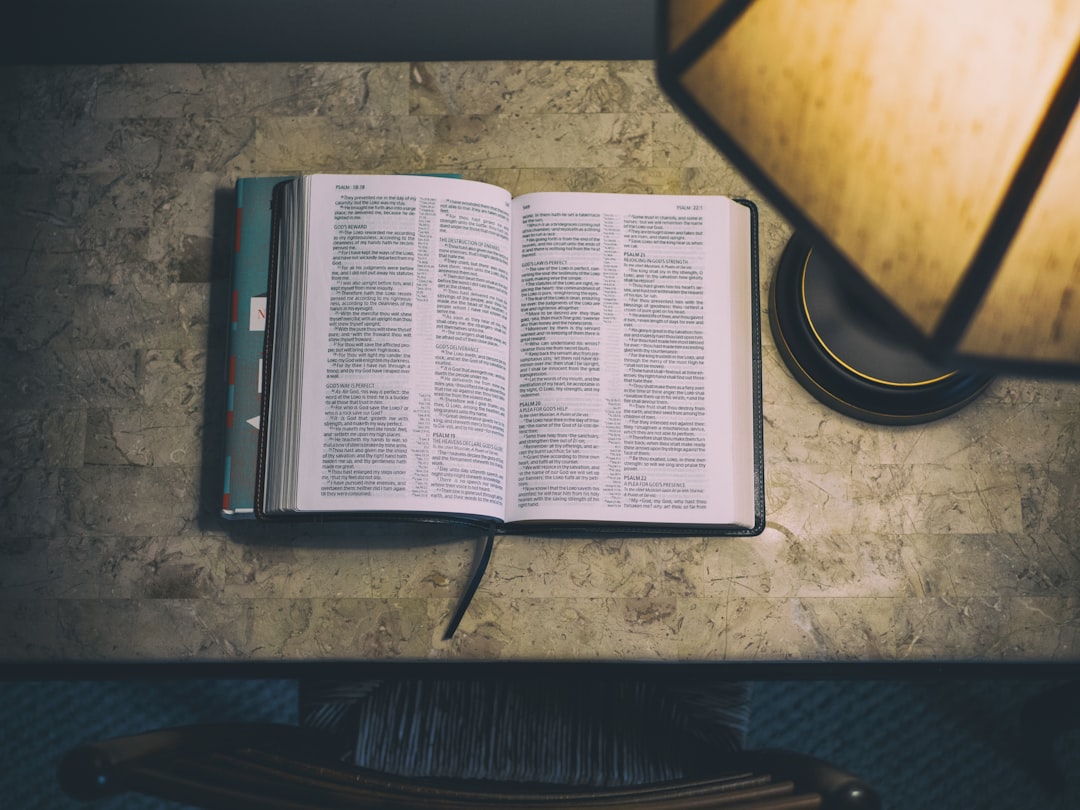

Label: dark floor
[2,678,1077,809]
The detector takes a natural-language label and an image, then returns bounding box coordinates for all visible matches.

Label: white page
[293,174,513,518]
[506,192,755,527]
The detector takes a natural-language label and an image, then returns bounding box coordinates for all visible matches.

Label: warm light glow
[670,0,1080,361]
[960,109,1080,362]
[668,0,725,50]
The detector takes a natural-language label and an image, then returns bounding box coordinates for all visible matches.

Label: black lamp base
[769,235,993,425]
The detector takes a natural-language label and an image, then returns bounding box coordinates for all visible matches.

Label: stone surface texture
[1,62,1078,664]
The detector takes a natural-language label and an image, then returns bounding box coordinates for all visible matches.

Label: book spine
[221,176,292,518]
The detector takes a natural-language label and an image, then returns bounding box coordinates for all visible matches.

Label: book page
[506,192,754,526]
[292,174,513,518]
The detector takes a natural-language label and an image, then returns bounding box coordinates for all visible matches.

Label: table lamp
[656,0,1080,424]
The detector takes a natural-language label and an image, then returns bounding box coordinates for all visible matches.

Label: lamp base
[769,235,993,425]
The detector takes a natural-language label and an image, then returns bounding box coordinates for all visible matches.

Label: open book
[257,174,763,534]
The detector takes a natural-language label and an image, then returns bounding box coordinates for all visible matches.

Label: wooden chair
[59,723,878,809]
[58,677,880,810]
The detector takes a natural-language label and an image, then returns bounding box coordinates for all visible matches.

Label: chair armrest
[57,723,335,801]
[731,750,881,810]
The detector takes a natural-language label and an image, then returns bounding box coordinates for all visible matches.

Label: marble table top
[2,61,1079,667]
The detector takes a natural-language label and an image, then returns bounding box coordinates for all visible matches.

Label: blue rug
[747,679,1080,810]
[3,679,297,810]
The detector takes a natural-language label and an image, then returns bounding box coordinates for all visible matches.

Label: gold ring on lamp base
[768,234,994,425]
